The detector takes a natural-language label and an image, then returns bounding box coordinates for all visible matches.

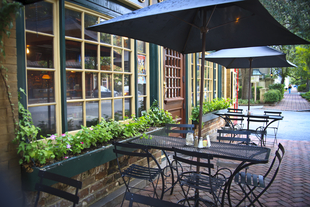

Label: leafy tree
[291,46,310,90]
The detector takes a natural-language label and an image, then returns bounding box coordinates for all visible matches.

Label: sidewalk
[263,88,310,111]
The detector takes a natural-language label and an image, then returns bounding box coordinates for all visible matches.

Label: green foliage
[263,89,280,103]
[269,83,284,100]
[301,91,310,101]
[190,98,232,123]
[298,84,307,92]
[238,86,242,99]
[13,98,175,167]
[238,99,260,105]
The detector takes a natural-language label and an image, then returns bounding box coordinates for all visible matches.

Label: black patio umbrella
[87,0,308,140]
[205,46,295,113]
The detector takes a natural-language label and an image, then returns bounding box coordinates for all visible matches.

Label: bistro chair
[233,143,285,207]
[223,108,244,130]
[247,115,269,146]
[34,170,82,207]
[112,142,164,206]
[124,192,184,207]
[172,147,226,207]
[164,123,195,138]
[264,110,282,145]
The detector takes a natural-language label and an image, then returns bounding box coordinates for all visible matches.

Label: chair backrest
[165,123,195,136]
[247,115,269,124]
[112,142,162,174]
[227,108,243,113]
[172,147,214,174]
[264,110,282,116]
[124,192,183,207]
[34,170,82,207]
[217,129,251,145]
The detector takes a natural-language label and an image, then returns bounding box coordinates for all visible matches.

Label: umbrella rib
[182,10,199,53]
[227,58,236,68]
[205,6,216,28]
[208,14,254,32]
[168,13,200,30]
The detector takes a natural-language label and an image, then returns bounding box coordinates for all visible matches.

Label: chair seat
[123,164,162,181]
[181,172,226,193]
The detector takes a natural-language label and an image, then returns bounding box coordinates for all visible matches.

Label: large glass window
[137,40,147,117]
[196,53,212,103]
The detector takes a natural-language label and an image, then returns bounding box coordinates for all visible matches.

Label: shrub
[238,86,242,99]
[301,91,310,101]
[269,83,284,100]
[238,99,260,105]
[263,89,280,103]
[298,84,307,92]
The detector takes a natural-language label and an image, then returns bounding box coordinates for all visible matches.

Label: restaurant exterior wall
[0,11,23,204]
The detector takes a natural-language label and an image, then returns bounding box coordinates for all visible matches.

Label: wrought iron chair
[34,170,82,207]
[124,192,184,207]
[112,142,164,206]
[264,110,282,145]
[233,143,285,207]
[247,116,269,146]
[164,123,195,137]
[223,108,244,130]
[172,147,226,207]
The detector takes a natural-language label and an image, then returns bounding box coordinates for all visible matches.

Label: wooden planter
[21,127,165,191]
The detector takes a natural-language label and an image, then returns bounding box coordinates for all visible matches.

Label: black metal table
[214,112,283,146]
[129,135,271,206]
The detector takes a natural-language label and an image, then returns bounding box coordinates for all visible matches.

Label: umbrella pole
[247,58,253,130]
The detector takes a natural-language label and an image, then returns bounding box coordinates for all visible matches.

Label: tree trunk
[241,68,252,100]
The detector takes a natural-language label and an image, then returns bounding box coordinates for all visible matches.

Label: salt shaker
[206,135,211,147]
[198,137,204,148]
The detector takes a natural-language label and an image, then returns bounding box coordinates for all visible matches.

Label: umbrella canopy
[205,46,296,115]
[87,0,308,54]
[87,0,308,140]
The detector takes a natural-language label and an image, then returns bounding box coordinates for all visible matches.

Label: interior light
[236,17,240,23]
[26,48,30,54]
[42,74,51,80]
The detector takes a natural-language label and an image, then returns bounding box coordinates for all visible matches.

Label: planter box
[192,109,227,125]
[21,127,165,191]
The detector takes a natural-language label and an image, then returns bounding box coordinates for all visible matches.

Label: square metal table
[129,135,271,206]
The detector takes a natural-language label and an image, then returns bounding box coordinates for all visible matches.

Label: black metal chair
[233,143,285,207]
[164,123,195,137]
[34,170,82,207]
[224,108,244,130]
[112,142,164,206]
[124,192,184,207]
[172,147,226,207]
[264,110,282,145]
[247,116,269,146]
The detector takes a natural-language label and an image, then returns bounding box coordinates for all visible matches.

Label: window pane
[125,98,131,118]
[100,73,112,98]
[124,74,130,96]
[85,43,97,69]
[67,102,83,131]
[113,35,122,47]
[114,74,123,96]
[99,19,111,44]
[114,99,123,121]
[86,101,99,127]
[27,71,55,104]
[124,50,130,72]
[100,46,111,71]
[65,9,81,38]
[137,97,146,117]
[66,40,82,69]
[85,72,98,99]
[85,14,97,41]
[66,71,82,99]
[25,2,53,34]
[138,76,146,95]
[101,100,112,121]
[138,55,146,75]
[28,105,56,138]
[137,40,145,53]
[113,49,122,71]
[26,33,53,68]
[124,37,130,49]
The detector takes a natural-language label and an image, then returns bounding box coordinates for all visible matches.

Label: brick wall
[0,11,23,205]
[194,117,225,140]
[23,149,162,207]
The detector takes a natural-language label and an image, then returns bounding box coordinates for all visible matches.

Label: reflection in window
[25,2,53,34]
[67,102,83,131]
[86,101,99,127]
[27,71,55,104]
[65,9,81,38]
[85,43,97,69]
[26,33,54,68]
[124,50,131,72]
[138,76,146,95]
[114,74,123,96]
[125,98,131,118]
[124,37,130,49]
[113,49,122,71]
[124,74,130,96]
[84,13,97,41]
[113,35,122,47]
[114,99,123,121]
[85,72,98,99]
[100,73,112,98]
[137,97,146,117]
[101,100,112,121]
[66,71,82,99]
[29,105,56,138]
[100,46,111,71]
[66,40,81,69]
[137,40,145,53]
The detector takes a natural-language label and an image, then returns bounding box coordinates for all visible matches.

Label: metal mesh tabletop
[130,135,270,164]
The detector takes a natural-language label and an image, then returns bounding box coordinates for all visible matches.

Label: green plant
[301,91,310,101]
[190,98,232,123]
[263,89,280,103]
[298,84,307,92]
[269,83,284,100]
[238,99,260,105]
